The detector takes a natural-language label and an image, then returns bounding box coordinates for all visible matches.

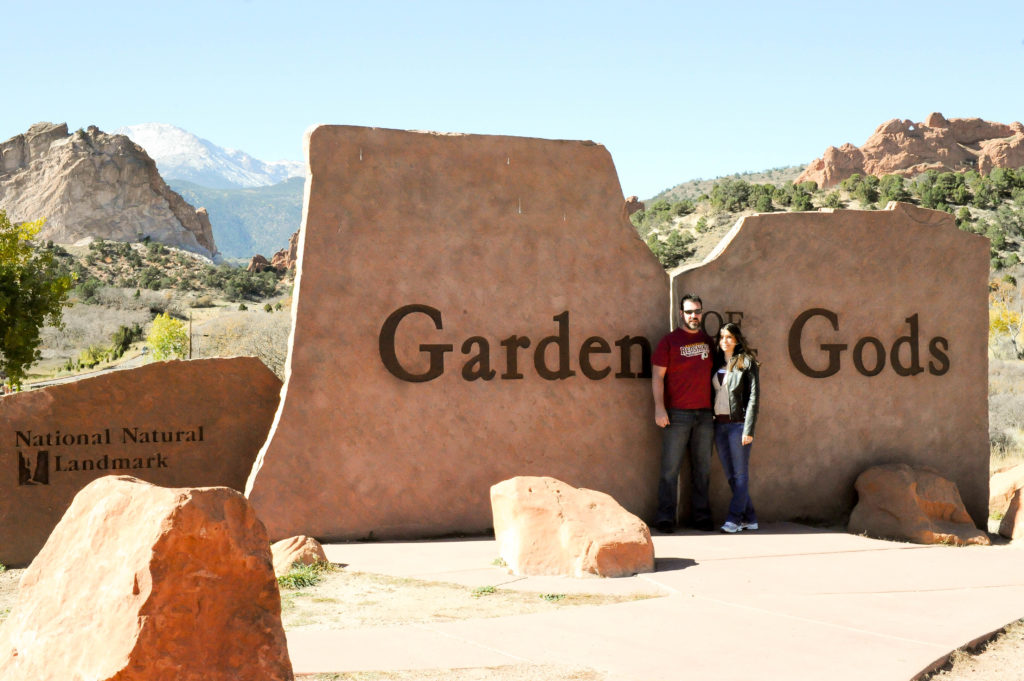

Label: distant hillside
[647,165,805,204]
[170,177,304,259]
[634,169,1024,281]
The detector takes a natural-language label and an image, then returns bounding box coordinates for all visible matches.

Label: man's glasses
[682,309,702,316]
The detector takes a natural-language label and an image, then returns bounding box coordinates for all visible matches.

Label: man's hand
[655,406,669,428]
[742,435,753,445]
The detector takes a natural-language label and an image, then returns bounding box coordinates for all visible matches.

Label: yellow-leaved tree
[989,280,1023,359]
[146,312,188,361]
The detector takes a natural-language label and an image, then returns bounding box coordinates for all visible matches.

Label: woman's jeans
[714,422,756,525]
[656,409,713,527]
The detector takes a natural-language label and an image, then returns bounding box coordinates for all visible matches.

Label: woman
[712,322,760,534]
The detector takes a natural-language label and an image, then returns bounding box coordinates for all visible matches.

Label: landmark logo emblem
[18,450,49,486]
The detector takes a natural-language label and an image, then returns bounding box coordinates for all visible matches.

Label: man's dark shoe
[654,520,675,534]
[692,520,715,532]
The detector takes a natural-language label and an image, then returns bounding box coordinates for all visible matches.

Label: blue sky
[3,0,1024,198]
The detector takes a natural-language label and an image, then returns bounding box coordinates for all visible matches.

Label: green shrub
[110,323,143,359]
[824,191,844,209]
[277,562,332,589]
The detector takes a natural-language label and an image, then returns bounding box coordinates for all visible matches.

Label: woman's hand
[742,435,753,445]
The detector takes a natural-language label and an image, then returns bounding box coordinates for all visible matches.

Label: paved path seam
[692,592,955,648]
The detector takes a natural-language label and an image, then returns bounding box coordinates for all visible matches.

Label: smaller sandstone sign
[670,203,989,526]
[0,357,281,566]
[0,476,293,681]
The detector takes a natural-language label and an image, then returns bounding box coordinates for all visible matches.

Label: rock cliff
[0,122,217,258]
[797,112,1024,188]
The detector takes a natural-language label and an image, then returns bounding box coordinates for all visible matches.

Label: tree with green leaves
[646,230,694,269]
[878,174,911,204]
[146,312,188,361]
[0,211,74,388]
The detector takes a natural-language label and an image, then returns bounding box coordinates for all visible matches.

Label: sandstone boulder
[0,476,293,680]
[989,463,1024,514]
[271,535,328,576]
[848,464,989,546]
[998,488,1024,540]
[491,476,654,578]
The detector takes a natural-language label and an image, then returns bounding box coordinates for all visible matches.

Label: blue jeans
[656,409,713,526]
[714,422,756,525]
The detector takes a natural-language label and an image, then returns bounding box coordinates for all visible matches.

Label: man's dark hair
[680,293,702,310]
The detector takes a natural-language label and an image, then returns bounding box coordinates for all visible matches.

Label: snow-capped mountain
[115,123,305,189]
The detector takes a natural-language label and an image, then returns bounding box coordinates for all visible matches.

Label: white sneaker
[720,521,741,533]
[740,521,759,531]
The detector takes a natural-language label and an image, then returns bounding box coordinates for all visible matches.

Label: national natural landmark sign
[246,126,668,540]
[0,357,281,566]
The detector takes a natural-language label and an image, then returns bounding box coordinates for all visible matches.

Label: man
[651,293,714,533]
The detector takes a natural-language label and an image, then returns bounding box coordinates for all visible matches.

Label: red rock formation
[0,476,293,681]
[848,463,989,546]
[271,535,328,576]
[797,113,1024,188]
[624,195,644,216]
[270,229,300,271]
[490,476,655,578]
[248,253,273,273]
[248,230,299,274]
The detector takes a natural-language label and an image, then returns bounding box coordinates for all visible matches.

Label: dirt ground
[0,565,1020,680]
[279,568,649,631]
[925,619,1024,681]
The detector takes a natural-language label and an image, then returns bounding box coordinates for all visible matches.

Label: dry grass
[989,359,1024,475]
[924,619,1024,681]
[280,569,653,631]
[192,303,291,379]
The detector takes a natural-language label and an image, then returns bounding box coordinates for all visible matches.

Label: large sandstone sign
[671,203,989,525]
[0,357,281,565]
[246,126,667,540]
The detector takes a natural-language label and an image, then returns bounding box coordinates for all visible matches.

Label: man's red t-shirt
[652,327,713,410]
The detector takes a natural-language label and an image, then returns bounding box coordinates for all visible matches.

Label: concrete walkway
[287,523,1024,680]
